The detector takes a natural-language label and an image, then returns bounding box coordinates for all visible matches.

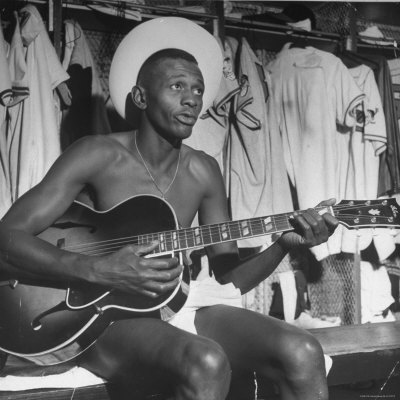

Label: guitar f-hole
[31,301,69,331]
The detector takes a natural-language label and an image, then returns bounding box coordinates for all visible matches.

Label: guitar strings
[63,211,396,254]
[66,228,394,256]
[66,214,396,257]
[61,204,395,253]
[59,203,397,255]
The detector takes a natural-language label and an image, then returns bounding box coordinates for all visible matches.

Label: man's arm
[217,200,338,294]
[0,136,182,298]
[197,157,338,294]
[0,137,100,282]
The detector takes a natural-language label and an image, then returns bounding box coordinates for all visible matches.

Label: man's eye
[171,83,182,90]
[194,88,203,95]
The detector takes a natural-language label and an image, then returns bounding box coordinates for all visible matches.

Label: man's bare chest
[83,166,201,228]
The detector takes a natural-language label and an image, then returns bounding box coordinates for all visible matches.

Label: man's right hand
[90,241,183,298]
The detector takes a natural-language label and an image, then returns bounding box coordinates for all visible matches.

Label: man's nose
[181,91,198,107]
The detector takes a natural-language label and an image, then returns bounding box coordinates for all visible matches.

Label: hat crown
[109,17,223,121]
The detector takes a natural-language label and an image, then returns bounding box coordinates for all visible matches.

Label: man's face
[142,57,204,139]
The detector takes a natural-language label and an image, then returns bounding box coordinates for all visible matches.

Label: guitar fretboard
[137,210,318,254]
[65,198,400,257]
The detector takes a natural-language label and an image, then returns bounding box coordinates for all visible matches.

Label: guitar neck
[62,197,400,257]
[142,197,400,255]
[143,206,332,255]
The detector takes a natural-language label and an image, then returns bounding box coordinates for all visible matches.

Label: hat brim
[109,17,223,120]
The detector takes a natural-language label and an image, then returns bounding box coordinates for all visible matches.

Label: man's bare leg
[79,318,231,400]
[195,305,328,400]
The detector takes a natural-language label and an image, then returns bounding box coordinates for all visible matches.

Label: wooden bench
[310,320,400,387]
[1,321,400,399]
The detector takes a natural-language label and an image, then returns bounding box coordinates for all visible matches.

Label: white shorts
[167,276,243,334]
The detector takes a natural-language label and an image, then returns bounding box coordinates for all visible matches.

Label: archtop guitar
[0,195,399,363]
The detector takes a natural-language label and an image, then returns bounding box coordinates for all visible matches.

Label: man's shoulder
[182,144,222,178]
[69,132,131,157]
[56,134,133,178]
[183,144,218,166]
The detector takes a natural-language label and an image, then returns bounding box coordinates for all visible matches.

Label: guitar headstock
[333,199,400,229]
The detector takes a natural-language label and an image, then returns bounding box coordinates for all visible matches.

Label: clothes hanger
[286,30,308,49]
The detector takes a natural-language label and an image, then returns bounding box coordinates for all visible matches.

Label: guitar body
[0,195,190,361]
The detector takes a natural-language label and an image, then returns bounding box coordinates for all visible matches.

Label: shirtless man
[0,18,338,400]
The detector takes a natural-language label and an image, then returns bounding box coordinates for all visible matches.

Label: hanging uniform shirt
[0,20,12,218]
[6,14,27,206]
[340,64,396,261]
[371,57,400,196]
[339,51,400,197]
[267,44,364,260]
[0,14,30,217]
[9,5,69,200]
[229,38,293,248]
[0,23,12,106]
[346,64,386,198]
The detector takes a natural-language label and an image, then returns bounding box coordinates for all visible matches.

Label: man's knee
[179,339,231,388]
[280,330,325,375]
[269,330,328,399]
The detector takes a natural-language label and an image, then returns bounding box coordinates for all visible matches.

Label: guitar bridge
[93,304,104,315]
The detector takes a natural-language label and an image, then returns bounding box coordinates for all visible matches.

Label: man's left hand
[278,198,339,250]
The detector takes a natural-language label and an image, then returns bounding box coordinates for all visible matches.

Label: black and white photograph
[0,1,399,399]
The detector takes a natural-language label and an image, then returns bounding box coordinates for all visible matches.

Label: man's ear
[131,86,147,110]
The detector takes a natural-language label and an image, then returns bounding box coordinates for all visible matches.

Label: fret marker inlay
[194,228,201,245]
[241,221,250,236]
[263,217,273,232]
[221,224,229,240]
[160,234,165,251]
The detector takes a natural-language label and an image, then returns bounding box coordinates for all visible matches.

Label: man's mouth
[176,113,198,126]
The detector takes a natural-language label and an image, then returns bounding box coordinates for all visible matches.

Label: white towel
[361,261,396,323]
[278,270,297,323]
[0,366,105,391]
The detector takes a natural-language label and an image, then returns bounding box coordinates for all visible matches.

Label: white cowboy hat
[109,17,223,120]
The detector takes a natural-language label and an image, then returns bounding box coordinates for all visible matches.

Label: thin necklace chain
[134,132,181,199]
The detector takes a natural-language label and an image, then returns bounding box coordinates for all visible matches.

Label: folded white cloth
[278,270,297,323]
[0,366,105,391]
[361,261,396,323]
[324,355,333,376]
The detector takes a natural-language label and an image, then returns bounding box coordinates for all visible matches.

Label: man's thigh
[194,304,305,373]
[78,317,205,383]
